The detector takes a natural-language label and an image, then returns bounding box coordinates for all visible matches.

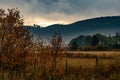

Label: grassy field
[64,58,113,67]
[61,51,120,80]
[67,51,120,56]
[64,51,120,67]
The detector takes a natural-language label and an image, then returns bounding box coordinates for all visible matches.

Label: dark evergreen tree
[91,35,99,46]
[69,40,78,50]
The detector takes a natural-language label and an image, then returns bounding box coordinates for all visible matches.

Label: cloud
[0,0,120,26]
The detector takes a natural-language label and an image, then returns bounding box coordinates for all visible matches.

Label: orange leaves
[1,54,7,63]
[0,8,66,79]
[0,8,32,71]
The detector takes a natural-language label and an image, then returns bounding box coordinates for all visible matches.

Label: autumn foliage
[0,8,32,71]
[0,8,65,80]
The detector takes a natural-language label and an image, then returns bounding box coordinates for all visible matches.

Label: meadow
[66,51,120,66]
[62,51,120,80]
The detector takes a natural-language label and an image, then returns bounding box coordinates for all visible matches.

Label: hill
[27,16,120,43]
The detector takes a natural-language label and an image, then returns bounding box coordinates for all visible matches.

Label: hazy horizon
[0,0,120,27]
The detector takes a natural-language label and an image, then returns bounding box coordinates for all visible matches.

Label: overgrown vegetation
[0,8,120,80]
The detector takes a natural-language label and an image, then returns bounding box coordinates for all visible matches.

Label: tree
[115,32,120,45]
[91,34,99,46]
[69,41,78,50]
[0,8,32,72]
[50,32,65,79]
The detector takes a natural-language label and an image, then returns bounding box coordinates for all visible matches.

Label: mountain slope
[28,16,120,43]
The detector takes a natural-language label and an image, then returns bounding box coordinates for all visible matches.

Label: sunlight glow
[24,18,69,27]
[24,15,89,27]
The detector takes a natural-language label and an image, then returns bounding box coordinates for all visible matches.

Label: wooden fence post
[66,58,68,78]
[95,56,99,71]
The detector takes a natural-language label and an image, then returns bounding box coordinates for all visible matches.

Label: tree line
[68,33,120,51]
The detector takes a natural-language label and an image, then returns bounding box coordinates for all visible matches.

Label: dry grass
[63,58,113,67]
[67,51,120,56]
[62,51,119,68]
[67,58,96,67]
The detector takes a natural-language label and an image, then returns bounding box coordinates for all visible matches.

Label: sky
[0,0,120,27]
